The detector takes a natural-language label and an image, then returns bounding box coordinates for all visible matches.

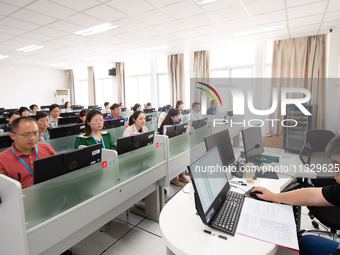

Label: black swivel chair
[298,129,340,240]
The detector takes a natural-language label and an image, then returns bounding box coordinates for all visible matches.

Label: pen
[230,180,247,186]
[203,230,228,240]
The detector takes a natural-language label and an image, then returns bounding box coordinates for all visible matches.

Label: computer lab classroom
[1,0,340,255]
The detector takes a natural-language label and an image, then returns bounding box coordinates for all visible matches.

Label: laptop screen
[188,147,230,222]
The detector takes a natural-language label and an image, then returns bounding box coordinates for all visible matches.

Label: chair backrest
[305,130,336,152]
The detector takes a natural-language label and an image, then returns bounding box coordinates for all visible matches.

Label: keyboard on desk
[211,191,244,236]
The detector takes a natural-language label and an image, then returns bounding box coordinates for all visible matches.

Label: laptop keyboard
[211,191,244,236]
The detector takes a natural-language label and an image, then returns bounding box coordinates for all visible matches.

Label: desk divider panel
[145,117,157,132]
[46,133,79,153]
[106,125,127,143]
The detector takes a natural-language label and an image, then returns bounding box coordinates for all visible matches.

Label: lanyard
[110,114,114,120]
[44,131,48,140]
[193,111,199,120]
[11,145,38,176]
[90,133,106,149]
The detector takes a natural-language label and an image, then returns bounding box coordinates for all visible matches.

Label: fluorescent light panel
[17,45,44,52]
[0,55,9,60]
[75,23,118,36]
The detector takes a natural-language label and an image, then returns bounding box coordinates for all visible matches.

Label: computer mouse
[250,191,262,198]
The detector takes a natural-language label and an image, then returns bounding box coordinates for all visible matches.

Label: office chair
[298,130,340,240]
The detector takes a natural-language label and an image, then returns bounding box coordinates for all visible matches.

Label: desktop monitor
[165,123,187,139]
[103,118,125,129]
[120,107,127,112]
[181,109,191,115]
[0,117,7,124]
[116,131,155,155]
[58,116,78,125]
[191,117,208,130]
[158,107,162,112]
[60,112,78,117]
[49,124,84,139]
[71,105,83,110]
[241,126,264,163]
[144,108,155,113]
[204,129,235,167]
[33,144,102,184]
[40,105,50,110]
[145,115,152,122]
[0,135,13,150]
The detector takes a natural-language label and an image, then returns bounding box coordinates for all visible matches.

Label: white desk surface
[160,177,292,255]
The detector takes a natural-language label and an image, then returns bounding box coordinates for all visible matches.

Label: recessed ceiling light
[75,23,118,36]
[0,55,9,60]
[193,0,219,5]
[16,45,44,52]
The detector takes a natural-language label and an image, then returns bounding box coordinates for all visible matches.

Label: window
[158,74,170,106]
[75,80,88,106]
[95,78,117,108]
[125,75,151,108]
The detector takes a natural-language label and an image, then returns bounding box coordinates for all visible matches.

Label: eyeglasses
[92,119,104,123]
[12,131,39,139]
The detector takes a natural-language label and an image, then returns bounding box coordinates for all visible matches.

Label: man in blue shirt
[206,100,218,115]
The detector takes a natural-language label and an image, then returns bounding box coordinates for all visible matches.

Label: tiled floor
[70,183,336,255]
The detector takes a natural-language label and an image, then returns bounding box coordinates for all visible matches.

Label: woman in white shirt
[123,111,149,137]
[158,104,171,129]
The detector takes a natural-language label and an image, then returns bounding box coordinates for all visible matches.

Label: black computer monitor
[120,107,127,112]
[88,105,101,110]
[181,109,191,115]
[49,124,84,139]
[145,115,152,122]
[0,135,12,150]
[0,117,7,124]
[165,123,187,139]
[103,113,109,118]
[33,144,102,184]
[241,126,264,163]
[191,117,208,130]
[58,116,78,125]
[158,107,162,112]
[71,105,83,110]
[103,118,125,129]
[40,105,50,110]
[60,112,78,117]
[0,108,18,116]
[116,131,155,155]
[204,129,235,167]
[144,108,155,113]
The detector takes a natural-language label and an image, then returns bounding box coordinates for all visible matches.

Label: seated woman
[35,111,50,141]
[128,103,142,126]
[76,109,89,124]
[64,101,71,112]
[123,111,148,137]
[29,104,39,115]
[158,104,171,129]
[18,106,30,117]
[158,108,189,186]
[74,109,115,150]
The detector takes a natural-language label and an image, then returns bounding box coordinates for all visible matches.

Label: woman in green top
[74,109,115,150]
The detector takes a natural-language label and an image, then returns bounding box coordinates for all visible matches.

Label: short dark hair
[159,108,180,133]
[146,102,152,107]
[133,103,141,112]
[192,102,200,108]
[10,117,36,133]
[49,104,60,112]
[128,111,144,126]
[162,104,172,112]
[29,104,38,110]
[35,111,49,121]
[7,111,20,119]
[210,100,215,105]
[83,110,104,136]
[104,102,110,107]
[110,103,120,111]
[176,100,183,109]
[326,136,340,158]
[18,107,29,116]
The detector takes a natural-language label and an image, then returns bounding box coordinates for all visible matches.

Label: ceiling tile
[48,20,86,33]
[290,24,320,34]
[161,0,203,19]
[209,5,248,23]
[20,32,54,42]
[49,0,100,11]
[11,9,57,25]
[33,27,69,37]
[180,13,217,28]
[145,0,184,8]
[222,17,254,30]
[111,17,149,31]
[64,13,104,27]
[327,0,340,12]
[289,14,323,28]
[83,4,128,22]
[252,10,287,25]
[324,11,340,22]
[0,0,35,7]
[0,25,26,36]
[106,0,155,16]
[26,0,76,19]
[134,9,174,25]
[320,20,340,31]
[287,1,328,19]
[0,17,40,31]
[243,0,285,16]
[199,0,239,12]
[137,26,167,37]
[194,23,226,35]
[261,29,290,39]
[172,29,201,39]
[114,31,145,41]
[0,2,19,16]
[156,20,189,33]
[0,32,14,41]
[285,0,324,8]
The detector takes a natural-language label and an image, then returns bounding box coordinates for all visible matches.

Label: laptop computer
[188,147,245,236]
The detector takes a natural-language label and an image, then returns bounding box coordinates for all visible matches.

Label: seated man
[206,100,218,115]
[104,103,124,120]
[190,102,203,120]
[253,135,340,255]
[49,104,61,128]
[0,111,20,132]
[0,117,56,188]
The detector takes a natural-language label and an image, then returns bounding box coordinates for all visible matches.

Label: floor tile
[71,219,133,255]
[117,210,145,226]
[275,246,299,255]
[137,218,162,237]
[101,227,166,255]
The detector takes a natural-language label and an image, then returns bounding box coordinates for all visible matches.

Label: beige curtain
[116,62,125,105]
[270,35,326,135]
[65,69,75,104]
[193,50,210,108]
[87,66,96,106]
[167,54,184,106]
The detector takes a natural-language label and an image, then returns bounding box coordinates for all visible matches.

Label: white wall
[0,64,67,109]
